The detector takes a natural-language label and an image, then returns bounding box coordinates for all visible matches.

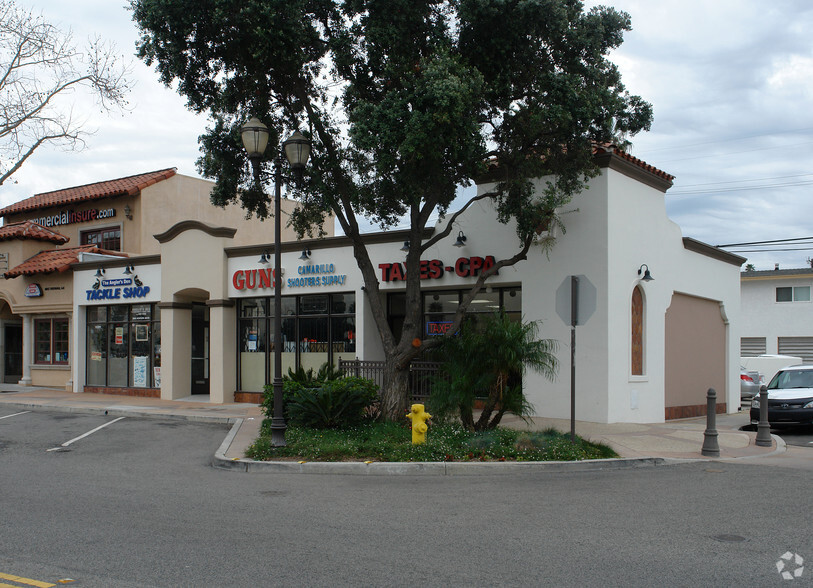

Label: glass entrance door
[4,323,21,383]
[191,304,209,395]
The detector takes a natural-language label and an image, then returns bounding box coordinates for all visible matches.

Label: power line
[718,236,813,247]
[722,246,813,252]
[637,127,813,154]
[670,179,813,196]
[676,173,813,189]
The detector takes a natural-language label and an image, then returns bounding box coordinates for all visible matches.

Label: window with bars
[35,318,69,364]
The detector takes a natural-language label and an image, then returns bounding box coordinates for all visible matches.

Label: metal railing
[338,359,443,401]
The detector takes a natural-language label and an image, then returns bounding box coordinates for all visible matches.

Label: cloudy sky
[3,0,813,270]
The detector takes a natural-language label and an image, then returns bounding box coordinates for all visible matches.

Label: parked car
[740,366,762,400]
[750,365,813,427]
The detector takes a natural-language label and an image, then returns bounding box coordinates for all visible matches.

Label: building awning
[4,246,127,278]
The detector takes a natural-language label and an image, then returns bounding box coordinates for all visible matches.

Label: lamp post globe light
[241,116,311,447]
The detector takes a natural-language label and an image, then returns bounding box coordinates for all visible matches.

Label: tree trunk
[380,359,410,421]
[489,407,508,429]
[459,404,475,431]
[474,372,505,431]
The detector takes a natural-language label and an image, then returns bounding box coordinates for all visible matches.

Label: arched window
[631,286,644,375]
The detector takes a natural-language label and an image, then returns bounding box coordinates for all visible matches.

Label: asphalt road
[770,425,813,448]
[1,409,811,587]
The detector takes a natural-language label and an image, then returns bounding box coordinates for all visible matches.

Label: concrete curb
[212,419,666,475]
[717,433,787,461]
[0,400,241,424]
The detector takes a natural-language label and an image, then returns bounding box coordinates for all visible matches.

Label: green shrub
[260,380,302,420]
[285,362,343,386]
[261,362,346,420]
[287,376,379,429]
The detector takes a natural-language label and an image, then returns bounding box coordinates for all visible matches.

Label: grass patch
[245,420,617,462]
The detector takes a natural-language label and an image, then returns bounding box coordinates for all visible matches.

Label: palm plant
[430,313,558,431]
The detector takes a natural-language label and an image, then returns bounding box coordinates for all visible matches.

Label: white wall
[741,274,813,354]
[224,156,743,424]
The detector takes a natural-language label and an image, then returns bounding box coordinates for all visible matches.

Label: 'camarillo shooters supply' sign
[232,264,347,291]
[31,207,118,228]
[85,277,150,301]
[288,264,346,287]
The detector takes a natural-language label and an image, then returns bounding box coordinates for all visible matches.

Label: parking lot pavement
[0,387,798,469]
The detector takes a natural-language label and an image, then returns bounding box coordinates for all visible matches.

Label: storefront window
[239,298,267,392]
[299,294,328,315]
[34,318,69,364]
[108,322,129,386]
[332,316,356,364]
[238,293,356,392]
[299,316,329,372]
[87,324,106,385]
[390,287,523,341]
[85,304,160,388]
[130,304,151,387]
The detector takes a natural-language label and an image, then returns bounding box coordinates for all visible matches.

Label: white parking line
[0,411,31,420]
[46,417,126,452]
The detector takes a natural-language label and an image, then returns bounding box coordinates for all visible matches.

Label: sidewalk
[0,385,262,423]
[0,387,788,471]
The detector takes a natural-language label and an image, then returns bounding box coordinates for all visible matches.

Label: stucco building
[0,147,744,423]
[740,267,813,362]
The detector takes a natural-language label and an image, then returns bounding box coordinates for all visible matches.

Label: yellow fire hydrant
[407,403,431,445]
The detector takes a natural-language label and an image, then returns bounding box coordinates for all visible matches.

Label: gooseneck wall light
[242,117,311,447]
[637,264,654,282]
[453,230,467,247]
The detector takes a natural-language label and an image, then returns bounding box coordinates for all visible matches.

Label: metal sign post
[570,276,578,443]
[556,275,594,444]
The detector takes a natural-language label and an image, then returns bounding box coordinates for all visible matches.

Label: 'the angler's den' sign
[85,277,150,301]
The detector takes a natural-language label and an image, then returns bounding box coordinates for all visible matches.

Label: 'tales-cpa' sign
[378,256,497,282]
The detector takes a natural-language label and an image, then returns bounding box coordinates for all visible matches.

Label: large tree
[131,0,652,420]
[0,0,132,186]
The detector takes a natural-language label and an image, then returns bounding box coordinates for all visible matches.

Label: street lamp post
[241,117,311,447]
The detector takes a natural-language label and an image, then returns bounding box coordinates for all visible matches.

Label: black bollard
[701,388,720,457]
[755,385,772,447]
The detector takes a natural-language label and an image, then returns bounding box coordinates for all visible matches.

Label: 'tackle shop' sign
[85,277,150,301]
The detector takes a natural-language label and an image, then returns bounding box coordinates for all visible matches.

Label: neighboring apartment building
[741,267,813,362]
[0,147,744,424]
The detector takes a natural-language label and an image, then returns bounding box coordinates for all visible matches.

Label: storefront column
[18,313,32,386]
[0,319,5,384]
[158,302,192,400]
[207,300,236,404]
[65,313,73,391]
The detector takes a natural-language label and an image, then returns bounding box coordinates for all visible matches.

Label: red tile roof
[592,143,675,182]
[4,246,127,278]
[478,143,674,185]
[0,221,69,244]
[0,168,177,217]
